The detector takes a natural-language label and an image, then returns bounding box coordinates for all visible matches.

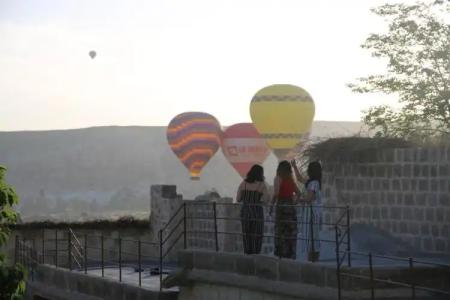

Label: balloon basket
[190,176,200,181]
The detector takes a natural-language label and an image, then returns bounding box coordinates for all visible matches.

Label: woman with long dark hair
[291,160,323,262]
[270,160,301,259]
[236,164,269,254]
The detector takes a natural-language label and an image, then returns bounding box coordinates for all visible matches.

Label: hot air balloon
[222,123,271,178]
[249,84,315,161]
[89,51,96,59]
[167,112,222,180]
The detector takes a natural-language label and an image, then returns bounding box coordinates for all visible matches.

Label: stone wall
[322,147,450,254]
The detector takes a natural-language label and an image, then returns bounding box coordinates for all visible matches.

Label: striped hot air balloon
[167,112,222,180]
[222,123,270,178]
[250,84,315,161]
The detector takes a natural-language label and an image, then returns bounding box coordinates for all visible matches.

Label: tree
[0,165,26,299]
[348,0,450,141]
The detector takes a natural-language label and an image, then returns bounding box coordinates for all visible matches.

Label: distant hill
[0,122,363,210]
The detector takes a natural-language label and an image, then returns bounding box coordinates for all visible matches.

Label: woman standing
[270,161,301,259]
[236,165,269,254]
[291,160,323,262]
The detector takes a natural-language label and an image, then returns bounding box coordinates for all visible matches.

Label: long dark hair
[305,161,322,190]
[245,164,264,183]
[276,160,293,181]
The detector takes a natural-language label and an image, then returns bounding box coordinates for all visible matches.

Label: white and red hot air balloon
[222,123,271,178]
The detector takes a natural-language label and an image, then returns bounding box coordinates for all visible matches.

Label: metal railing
[334,228,450,299]
[14,202,351,293]
[16,201,450,299]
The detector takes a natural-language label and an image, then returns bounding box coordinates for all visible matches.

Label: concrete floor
[76,265,179,292]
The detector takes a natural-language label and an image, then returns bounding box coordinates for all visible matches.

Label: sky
[0,0,407,131]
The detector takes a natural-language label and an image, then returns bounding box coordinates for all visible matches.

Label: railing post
[369,253,375,300]
[101,235,104,277]
[138,240,142,287]
[84,234,87,274]
[42,229,45,264]
[159,230,163,292]
[68,229,72,271]
[409,257,416,300]
[213,202,219,252]
[55,230,58,268]
[183,203,187,249]
[118,237,122,282]
[335,226,341,300]
[309,205,315,260]
[346,205,351,267]
[14,235,18,264]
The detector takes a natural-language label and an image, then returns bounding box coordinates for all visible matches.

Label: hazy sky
[0,0,407,131]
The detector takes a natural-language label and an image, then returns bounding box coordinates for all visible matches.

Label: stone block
[426,208,434,221]
[439,165,449,177]
[372,207,380,219]
[300,262,325,286]
[436,209,444,222]
[409,222,419,234]
[373,179,381,190]
[439,194,450,206]
[413,165,421,177]
[421,165,430,177]
[420,224,430,236]
[404,149,413,162]
[419,180,429,191]
[194,251,215,270]
[254,255,278,281]
[278,259,301,283]
[403,164,412,177]
[423,238,433,251]
[399,222,408,234]
[404,194,414,206]
[381,207,388,218]
[178,250,194,269]
[410,179,417,191]
[235,255,255,276]
[381,179,389,190]
[439,179,448,192]
[215,252,237,273]
[375,166,385,177]
[390,207,401,219]
[392,179,401,191]
[414,208,424,221]
[441,225,449,237]
[403,207,413,220]
[416,196,426,206]
[436,239,446,252]
[392,165,401,177]
[431,225,440,237]
[363,207,371,219]
[430,179,438,191]
[430,165,438,177]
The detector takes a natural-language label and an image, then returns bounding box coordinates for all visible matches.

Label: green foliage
[13,216,149,230]
[0,260,27,300]
[305,137,412,162]
[0,166,19,246]
[0,166,26,299]
[349,1,450,141]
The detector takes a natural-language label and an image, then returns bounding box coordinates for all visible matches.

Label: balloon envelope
[167,112,222,180]
[250,84,315,160]
[222,123,270,178]
[89,51,96,59]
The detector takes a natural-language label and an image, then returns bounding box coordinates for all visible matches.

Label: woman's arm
[291,160,307,184]
[236,182,243,203]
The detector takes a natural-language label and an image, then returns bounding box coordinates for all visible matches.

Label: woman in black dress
[236,165,270,254]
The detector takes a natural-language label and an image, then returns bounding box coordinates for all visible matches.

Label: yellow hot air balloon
[249,84,315,161]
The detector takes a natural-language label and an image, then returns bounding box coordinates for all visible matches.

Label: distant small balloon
[89,51,96,59]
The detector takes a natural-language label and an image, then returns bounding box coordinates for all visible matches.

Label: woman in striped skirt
[236,165,270,255]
